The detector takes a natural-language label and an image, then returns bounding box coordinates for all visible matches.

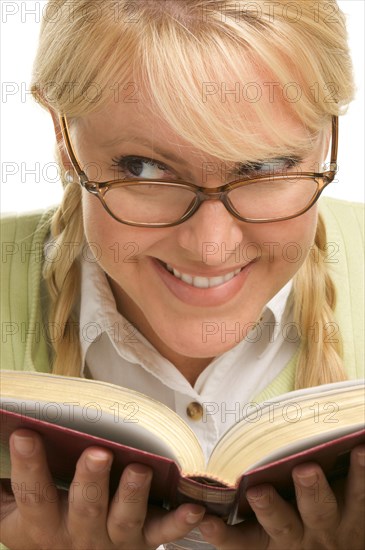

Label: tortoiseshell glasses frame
[59,115,338,228]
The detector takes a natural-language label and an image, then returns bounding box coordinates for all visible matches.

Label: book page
[245,422,365,472]
[0,370,206,473]
[0,398,181,462]
[207,380,365,483]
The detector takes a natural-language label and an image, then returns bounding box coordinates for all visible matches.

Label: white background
[1,0,364,213]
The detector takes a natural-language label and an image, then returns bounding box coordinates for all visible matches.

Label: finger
[108,463,205,548]
[0,479,17,519]
[342,446,365,532]
[199,514,262,550]
[107,463,154,546]
[246,483,303,546]
[9,430,61,531]
[292,462,339,533]
[143,503,206,548]
[67,446,113,544]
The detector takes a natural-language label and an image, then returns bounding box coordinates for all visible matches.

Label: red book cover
[0,408,181,507]
[233,427,365,520]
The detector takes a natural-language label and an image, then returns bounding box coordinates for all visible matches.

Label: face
[66,90,328,372]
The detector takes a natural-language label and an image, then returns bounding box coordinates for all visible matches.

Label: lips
[151,258,255,307]
[164,263,242,288]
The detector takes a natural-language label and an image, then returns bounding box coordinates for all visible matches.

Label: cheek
[82,193,135,267]
[82,193,109,246]
[262,208,318,268]
[81,192,161,269]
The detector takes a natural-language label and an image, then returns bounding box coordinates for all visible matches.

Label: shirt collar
[263,280,293,340]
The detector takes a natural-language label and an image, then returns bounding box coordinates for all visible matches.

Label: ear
[47,105,74,172]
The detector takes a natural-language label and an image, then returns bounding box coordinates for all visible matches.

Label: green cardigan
[1,198,364,403]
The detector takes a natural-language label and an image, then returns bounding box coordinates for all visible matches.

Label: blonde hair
[32,0,353,384]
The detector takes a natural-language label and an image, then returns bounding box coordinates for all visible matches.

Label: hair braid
[293,213,347,388]
[43,169,84,376]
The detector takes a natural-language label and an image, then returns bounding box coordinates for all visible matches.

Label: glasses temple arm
[330,115,339,171]
[59,115,88,184]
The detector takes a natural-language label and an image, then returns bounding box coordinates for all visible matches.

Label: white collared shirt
[79,257,298,459]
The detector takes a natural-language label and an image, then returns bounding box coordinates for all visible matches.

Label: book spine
[163,528,216,549]
[170,476,236,518]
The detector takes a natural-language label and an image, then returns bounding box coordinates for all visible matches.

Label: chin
[152,303,266,359]
[168,330,244,358]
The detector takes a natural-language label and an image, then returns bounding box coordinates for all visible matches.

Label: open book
[0,370,364,521]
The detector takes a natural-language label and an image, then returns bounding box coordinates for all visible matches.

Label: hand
[0,429,205,550]
[199,445,365,550]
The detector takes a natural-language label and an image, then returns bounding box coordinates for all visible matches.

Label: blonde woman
[1,1,364,549]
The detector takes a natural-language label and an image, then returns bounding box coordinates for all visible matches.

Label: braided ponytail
[43,165,84,376]
[293,213,347,388]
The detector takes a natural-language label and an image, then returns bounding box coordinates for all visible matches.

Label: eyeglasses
[59,115,338,227]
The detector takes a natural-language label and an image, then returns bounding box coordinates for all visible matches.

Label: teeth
[192,276,210,289]
[165,264,242,288]
[180,273,193,285]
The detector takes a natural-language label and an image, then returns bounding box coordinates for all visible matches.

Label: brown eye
[235,157,302,177]
[125,158,147,177]
[112,155,170,179]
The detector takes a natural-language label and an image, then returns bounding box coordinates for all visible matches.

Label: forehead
[73,64,316,163]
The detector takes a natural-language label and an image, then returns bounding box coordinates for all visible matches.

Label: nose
[175,198,244,265]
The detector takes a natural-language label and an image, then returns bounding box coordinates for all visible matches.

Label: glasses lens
[227,177,319,220]
[101,177,320,224]
[104,183,197,224]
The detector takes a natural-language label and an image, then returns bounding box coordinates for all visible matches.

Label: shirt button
[186,402,203,421]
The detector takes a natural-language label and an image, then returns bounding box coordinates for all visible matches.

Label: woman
[1,0,364,548]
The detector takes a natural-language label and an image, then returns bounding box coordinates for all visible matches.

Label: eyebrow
[102,135,303,175]
[102,135,187,165]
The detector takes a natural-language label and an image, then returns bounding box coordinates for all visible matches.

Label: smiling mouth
[161,262,243,289]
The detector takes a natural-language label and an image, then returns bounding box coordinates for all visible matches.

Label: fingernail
[186,510,205,525]
[295,466,318,487]
[127,464,152,483]
[85,450,112,472]
[246,487,272,508]
[199,520,215,535]
[12,434,35,456]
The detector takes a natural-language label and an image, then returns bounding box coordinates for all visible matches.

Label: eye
[235,157,302,178]
[111,155,173,180]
